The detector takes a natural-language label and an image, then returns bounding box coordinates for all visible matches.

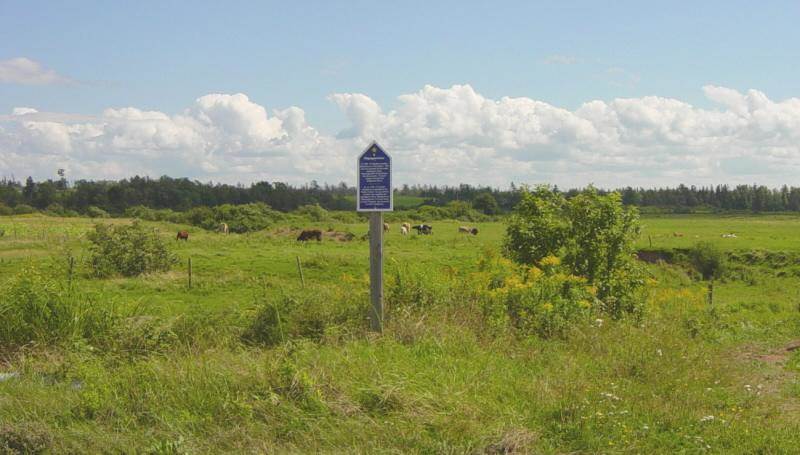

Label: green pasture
[1,213,800,453]
[638,213,800,251]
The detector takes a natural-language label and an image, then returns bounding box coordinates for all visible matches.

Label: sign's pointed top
[359,141,390,159]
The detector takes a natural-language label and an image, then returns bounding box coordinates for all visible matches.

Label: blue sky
[1,1,800,186]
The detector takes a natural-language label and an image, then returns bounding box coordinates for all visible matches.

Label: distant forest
[2,175,800,216]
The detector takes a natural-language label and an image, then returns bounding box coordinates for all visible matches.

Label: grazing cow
[297,229,322,242]
[721,233,737,238]
[219,223,229,234]
[672,232,684,237]
[459,226,479,235]
[176,230,189,241]
[400,225,409,236]
[383,222,390,232]
[412,224,433,235]
[402,222,411,233]
[470,227,479,235]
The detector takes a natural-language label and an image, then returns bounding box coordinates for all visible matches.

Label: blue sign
[357,142,392,211]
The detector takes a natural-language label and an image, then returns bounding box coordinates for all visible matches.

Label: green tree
[473,192,500,215]
[503,186,568,265]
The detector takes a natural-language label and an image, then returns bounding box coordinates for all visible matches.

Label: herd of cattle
[176,222,478,242]
[295,222,478,242]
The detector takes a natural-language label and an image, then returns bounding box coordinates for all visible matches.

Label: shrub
[124,205,155,220]
[86,205,110,218]
[689,241,726,280]
[563,188,644,316]
[296,204,329,222]
[503,186,568,265]
[184,203,282,233]
[0,204,13,216]
[503,186,645,318]
[13,204,35,215]
[479,253,596,338]
[87,221,177,277]
[0,266,119,349]
[44,203,65,216]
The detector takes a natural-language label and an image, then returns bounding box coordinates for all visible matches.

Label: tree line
[1,176,800,216]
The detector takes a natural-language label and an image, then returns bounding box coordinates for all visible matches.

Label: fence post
[296,256,305,287]
[707,280,713,306]
[68,256,75,290]
[188,257,193,289]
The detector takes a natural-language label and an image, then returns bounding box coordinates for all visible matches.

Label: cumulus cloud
[0,58,73,85]
[1,84,800,187]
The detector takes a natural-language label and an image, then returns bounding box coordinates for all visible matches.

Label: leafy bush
[87,221,177,277]
[503,186,644,318]
[44,203,65,216]
[563,188,644,316]
[86,205,110,218]
[503,186,568,265]
[0,266,119,349]
[185,203,282,233]
[479,253,596,338]
[0,204,13,216]
[13,204,35,215]
[689,241,726,280]
[296,204,329,222]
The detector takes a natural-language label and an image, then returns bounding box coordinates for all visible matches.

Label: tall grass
[0,266,118,350]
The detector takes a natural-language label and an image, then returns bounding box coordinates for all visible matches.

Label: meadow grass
[1,214,799,453]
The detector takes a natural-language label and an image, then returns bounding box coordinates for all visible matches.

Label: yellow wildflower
[540,255,561,267]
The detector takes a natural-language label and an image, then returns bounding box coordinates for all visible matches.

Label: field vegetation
[1,199,800,452]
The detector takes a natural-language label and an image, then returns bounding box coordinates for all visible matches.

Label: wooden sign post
[357,142,393,332]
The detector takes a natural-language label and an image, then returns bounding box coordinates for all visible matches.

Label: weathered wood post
[369,212,384,332]
[68,256,75,289]
[707,280,713,306]
[296,256,306,287]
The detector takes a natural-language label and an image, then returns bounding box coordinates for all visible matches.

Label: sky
[1,0,800,188]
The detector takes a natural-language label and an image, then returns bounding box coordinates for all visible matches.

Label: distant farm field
[1,213,800,453]
[638,214,800,251]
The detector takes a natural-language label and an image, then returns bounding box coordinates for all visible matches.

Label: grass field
[1,213,800,453]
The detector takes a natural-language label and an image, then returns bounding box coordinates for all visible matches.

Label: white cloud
[0,58,73,85]
[1,84,800,187]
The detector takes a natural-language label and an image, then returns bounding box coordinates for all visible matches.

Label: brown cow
[297,229,322,242]
[176,230,189,241]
